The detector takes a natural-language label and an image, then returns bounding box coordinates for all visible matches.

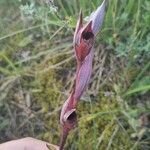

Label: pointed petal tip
[90,0,107,35]
[73,9,83,44]
[102,0,109,10]
[79,9,82,16]
[79,9,83,21]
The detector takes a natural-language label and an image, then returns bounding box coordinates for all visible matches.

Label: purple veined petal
[74,49,94,100]
[73,10,83,45]
[73,10,83,61]
[89,0,107,35]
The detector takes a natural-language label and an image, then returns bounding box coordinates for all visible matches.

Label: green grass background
[0,0,150,149]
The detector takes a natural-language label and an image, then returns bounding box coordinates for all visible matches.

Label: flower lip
[63,108,76,123]
[82,31,94,40]
[67,110,76,122]
[59,109,77,150]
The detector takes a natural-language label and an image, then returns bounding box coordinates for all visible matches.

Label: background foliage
[0,0,150,149]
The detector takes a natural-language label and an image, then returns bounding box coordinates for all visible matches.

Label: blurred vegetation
[0,0,150,150]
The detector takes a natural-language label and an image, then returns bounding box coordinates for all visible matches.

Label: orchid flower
[59,1,107,149]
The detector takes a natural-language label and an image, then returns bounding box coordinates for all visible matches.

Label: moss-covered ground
[0,0,150,149]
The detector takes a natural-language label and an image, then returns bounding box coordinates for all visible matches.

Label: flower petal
[74,49,94,100]
[73,10,83,44]
[90,0,107,35]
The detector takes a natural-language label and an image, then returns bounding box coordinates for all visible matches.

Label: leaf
[124,85,150,96]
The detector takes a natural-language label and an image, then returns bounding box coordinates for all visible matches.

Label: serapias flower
[59,1,107,149]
